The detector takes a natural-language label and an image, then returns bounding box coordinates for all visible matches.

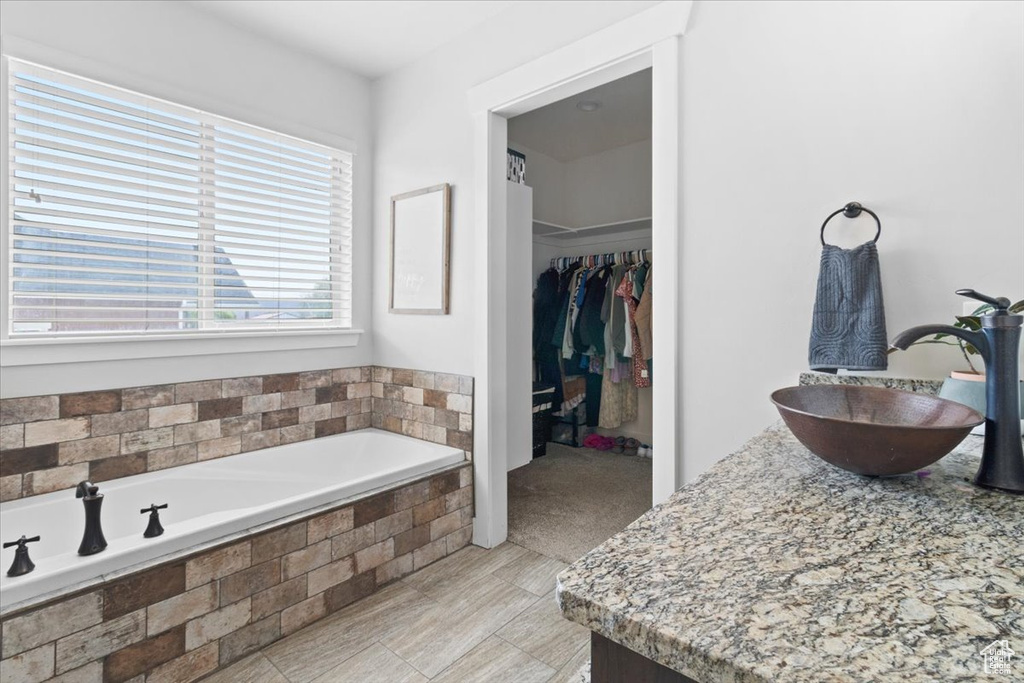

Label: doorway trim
[468,2,692,547]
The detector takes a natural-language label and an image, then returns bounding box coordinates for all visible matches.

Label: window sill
[0,329,364,367]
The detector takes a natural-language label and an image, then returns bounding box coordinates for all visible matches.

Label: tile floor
[207,543,590,683]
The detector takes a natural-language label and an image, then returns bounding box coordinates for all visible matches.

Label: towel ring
[820,202,881,246]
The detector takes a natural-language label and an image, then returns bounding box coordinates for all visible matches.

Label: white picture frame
[389,183,452,314]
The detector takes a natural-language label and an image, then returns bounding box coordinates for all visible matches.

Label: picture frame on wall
[388,183,452,315]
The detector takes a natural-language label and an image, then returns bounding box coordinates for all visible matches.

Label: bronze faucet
[76,481,108,555]
[891,289,1023,493]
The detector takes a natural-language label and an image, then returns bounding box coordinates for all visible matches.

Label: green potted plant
[898,299,1024,430]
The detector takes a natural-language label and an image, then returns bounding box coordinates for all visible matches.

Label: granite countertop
[557,424,1023,682]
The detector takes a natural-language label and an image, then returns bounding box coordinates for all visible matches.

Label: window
[5,58,353,339]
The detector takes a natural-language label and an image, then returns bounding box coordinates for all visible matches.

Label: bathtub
[0,429,466,612]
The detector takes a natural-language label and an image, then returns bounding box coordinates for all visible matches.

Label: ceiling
[186,1,516,79]
[508,68,652,162]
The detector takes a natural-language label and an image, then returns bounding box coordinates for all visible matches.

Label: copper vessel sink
[771,385,984,476]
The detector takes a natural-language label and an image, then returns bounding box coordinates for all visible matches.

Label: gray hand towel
[808,241,888,372]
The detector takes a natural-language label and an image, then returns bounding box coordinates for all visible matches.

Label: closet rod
[549,248,651,270]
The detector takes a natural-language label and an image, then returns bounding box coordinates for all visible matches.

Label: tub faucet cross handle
[4,535,41,577]
[2,535,40,548]
[141,503,168,538]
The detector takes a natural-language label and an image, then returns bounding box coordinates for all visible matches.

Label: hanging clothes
[533,253,653,426]
[602,265,625,368]
[616,275,650,388]
[633,262,650,299]
[533,268,560,353]
[634,265,653,361]
[577,266,610,358]
[562,267,587,360]
[533,268,563,405]
[598,362,638,428]
[551,264,580,352]
[584,370,603,427]
[609,268,628,360]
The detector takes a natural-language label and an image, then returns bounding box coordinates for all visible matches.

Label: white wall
[508,145,568,228]
[564,140,652,228]
[677,0,1024,477]
[507,181,534,471]
[0,0,373,397]
[375,0,1023,483]
[371,1,662,375]
[516,138,653,280]
[510,140,653,229]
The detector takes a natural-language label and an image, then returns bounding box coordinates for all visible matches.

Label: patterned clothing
[598,361,638,428]
[635,265,653,361]
[615,276,650,388]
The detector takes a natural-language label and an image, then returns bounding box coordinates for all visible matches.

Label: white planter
[939,374,1024,435]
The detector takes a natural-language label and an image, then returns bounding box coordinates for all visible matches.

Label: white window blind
[5,58,353,338]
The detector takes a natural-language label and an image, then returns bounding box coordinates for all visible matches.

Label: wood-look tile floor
[209,543,590,683]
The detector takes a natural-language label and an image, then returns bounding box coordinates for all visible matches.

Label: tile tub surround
[1,430,467,613]
[0,463,473,683]
[556,425,1021,682]
[370,366,474,457]
[0,366,473,502]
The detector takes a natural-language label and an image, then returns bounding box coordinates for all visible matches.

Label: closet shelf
[533,217,652,240]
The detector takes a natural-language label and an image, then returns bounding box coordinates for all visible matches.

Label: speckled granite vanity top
[556,424,1023,682]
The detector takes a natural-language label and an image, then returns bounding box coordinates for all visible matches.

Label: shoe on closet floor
[582,433,615,451]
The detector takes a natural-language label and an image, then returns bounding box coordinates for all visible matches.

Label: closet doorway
[469,2,689,550]
[505,70,655,562]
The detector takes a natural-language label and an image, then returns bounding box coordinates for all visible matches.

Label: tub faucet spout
[891,289,1023,493]
[76,481,108,556]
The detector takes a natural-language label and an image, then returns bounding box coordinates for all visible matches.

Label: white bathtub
[0,429,466,612]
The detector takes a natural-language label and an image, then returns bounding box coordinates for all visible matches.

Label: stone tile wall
[370,367,474,456]
[0,463,473,683]
[0,367,474,503]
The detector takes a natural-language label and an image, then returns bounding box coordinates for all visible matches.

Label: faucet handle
[75,481,98,498]
[141,504,167,538]
[956,289,1011,312]
[3,535,40,549]
[4,536,40,577]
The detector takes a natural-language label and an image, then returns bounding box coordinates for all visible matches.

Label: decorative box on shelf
[507,148,526,183]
